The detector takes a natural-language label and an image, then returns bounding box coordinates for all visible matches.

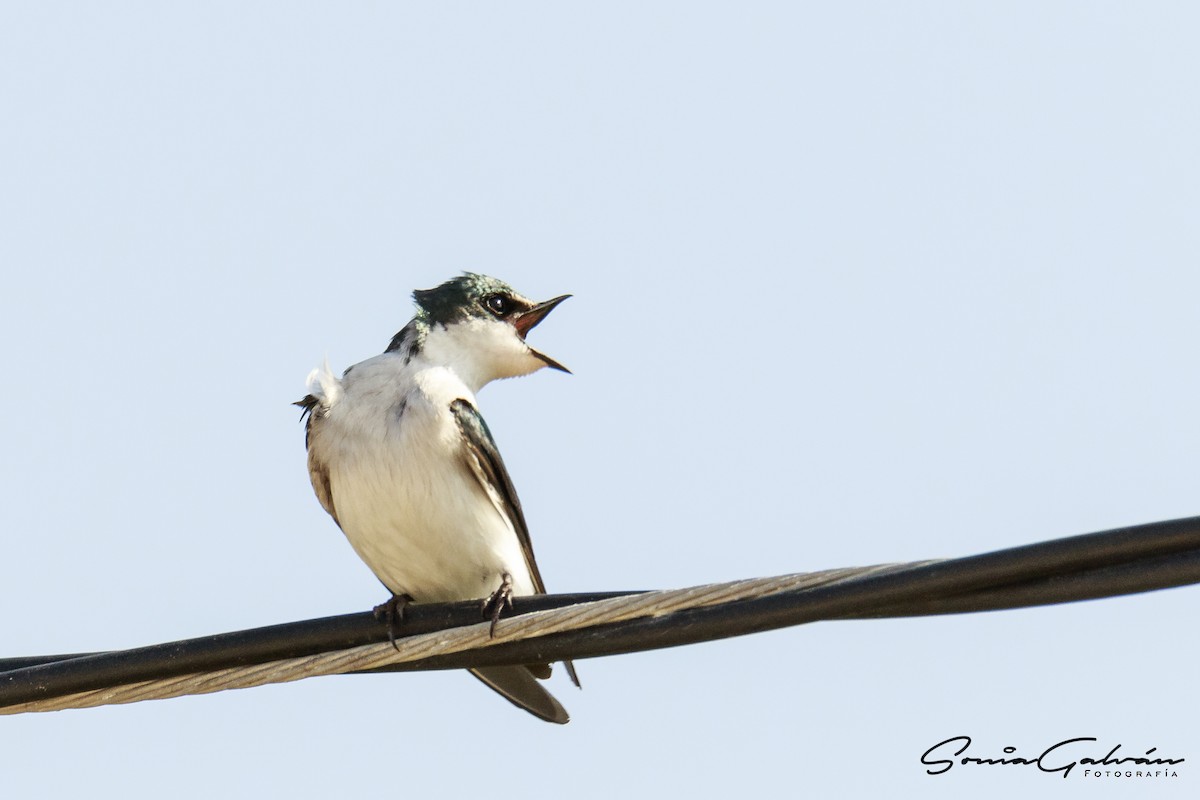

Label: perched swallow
[296,273,577,723]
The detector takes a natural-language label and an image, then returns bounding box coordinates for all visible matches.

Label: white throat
[418,318,544,393]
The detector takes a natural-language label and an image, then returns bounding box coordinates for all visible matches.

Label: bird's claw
[373,593,414,651]
[481,573,514,638]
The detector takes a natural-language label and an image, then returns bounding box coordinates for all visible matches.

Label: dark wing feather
[294,395,319,446]
[450,398,546,593]
[295,395,339,527]
[451,399,581,688]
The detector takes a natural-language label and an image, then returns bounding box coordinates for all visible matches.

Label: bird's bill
[531,348,571,373]
[513,294,570,339]
[513,294,571,373]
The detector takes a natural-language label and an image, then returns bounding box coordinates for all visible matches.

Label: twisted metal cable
[3,513,1199,716]
[0,564,914,714]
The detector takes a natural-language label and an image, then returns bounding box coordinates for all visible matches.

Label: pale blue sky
[2,3,1198,797]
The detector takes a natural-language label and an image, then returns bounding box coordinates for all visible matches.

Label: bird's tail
[469,666,570,724]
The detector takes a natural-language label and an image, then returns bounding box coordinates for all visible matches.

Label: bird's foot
[481,573,514,638]
[373,592,414,651]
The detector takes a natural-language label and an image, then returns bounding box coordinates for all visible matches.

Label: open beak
[513,294,571,373]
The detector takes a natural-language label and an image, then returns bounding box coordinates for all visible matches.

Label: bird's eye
[484,294,513,317]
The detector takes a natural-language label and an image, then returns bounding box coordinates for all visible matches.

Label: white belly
[321,376,535,603]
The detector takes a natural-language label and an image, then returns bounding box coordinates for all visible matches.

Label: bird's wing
[450,398,545,593]
[451,399,582,689]
[295,394,339,527]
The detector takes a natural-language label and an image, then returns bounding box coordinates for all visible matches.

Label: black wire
[0,592,633,704]
[1,515,1198,708]
[366,516,1200,673]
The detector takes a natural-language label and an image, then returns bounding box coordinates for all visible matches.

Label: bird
[296,273,578,724]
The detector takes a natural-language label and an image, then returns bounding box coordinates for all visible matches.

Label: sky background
[2,2,1198,797]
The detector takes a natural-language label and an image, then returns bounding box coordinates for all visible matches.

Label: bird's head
[411,273,570,390]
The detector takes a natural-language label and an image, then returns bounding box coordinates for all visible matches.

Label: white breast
[308,354,536,603]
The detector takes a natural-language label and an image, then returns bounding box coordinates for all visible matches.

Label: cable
[1,514,1198,713]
